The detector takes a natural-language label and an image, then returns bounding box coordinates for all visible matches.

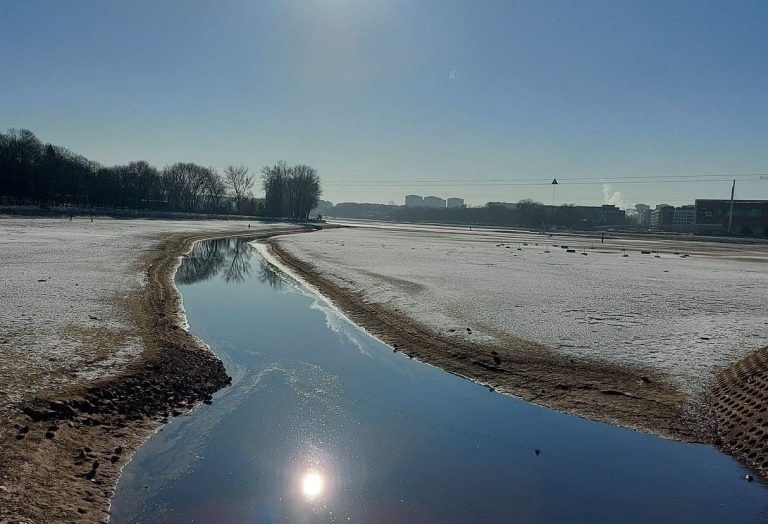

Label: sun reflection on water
[301,470,324,500]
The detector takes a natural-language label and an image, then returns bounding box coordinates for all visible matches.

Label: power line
[323,177,765,188]
[323,173,768,185]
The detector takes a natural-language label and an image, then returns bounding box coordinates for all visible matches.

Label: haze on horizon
[1,0,767,208]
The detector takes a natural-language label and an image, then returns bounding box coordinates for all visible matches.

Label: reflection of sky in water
[310,299,374,358]
[111,241,768,523]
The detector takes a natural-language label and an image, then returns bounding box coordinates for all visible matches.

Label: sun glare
[301,471,324,500]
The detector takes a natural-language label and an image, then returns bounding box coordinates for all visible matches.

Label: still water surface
[111,238,768,523]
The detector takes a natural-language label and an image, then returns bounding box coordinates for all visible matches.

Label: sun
[301,471,324,500]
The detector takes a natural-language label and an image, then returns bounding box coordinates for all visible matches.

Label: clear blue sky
[1,0,767,207]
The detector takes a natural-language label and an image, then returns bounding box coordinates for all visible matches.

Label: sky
[1,0,767,207]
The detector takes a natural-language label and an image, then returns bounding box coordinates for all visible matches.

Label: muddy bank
[0,226,308,522]
[264,240,700,442]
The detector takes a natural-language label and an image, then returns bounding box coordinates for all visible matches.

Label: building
[423,196,447,208]
[447,197,464,208]
[635,204,651,226]
[405,195,424,207]
[595,204,626,226]
[695,199,768,236]
[562,205,626,228]
[672,205,696,230]
[650,204,674,229]
[575,205,626,227]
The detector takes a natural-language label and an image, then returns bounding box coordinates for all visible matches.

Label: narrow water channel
[111,237,768,523]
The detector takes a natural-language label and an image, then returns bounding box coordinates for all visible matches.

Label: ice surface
[0,217,286,416]
[276,224,768,399]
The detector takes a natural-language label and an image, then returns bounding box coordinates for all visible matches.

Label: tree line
[0,128,321,220]
[261,161,322,220]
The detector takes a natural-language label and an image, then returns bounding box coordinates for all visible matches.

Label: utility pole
[727,179,735,235]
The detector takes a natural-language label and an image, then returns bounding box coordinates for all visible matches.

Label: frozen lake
[110,238,768,523]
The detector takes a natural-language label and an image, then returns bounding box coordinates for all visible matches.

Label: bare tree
[202,167,226,213]
[262,162,321,220]
[224,165,254,214]
[261,161,290,217]
[0,127,319,219]
[287,165,321,220]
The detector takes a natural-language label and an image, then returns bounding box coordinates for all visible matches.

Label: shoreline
[264,238,768,482]
[263,240,698,441]
[0,226,310,522]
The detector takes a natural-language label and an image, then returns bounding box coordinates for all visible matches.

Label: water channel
[111,237,768,523]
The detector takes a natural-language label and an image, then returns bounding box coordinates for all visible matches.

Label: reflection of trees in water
[258,259,283,289]
[176,237,254,285]
[176,237,291,288]
[222,238,253,283]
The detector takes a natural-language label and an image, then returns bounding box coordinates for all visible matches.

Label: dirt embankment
[0,227,308,523]
[264,240,700,442]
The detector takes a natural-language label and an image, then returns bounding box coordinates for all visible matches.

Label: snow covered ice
[276,224,768,400]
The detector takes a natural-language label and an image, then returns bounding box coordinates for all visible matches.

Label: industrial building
[447,197,464,208]
[695,199,768,236]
